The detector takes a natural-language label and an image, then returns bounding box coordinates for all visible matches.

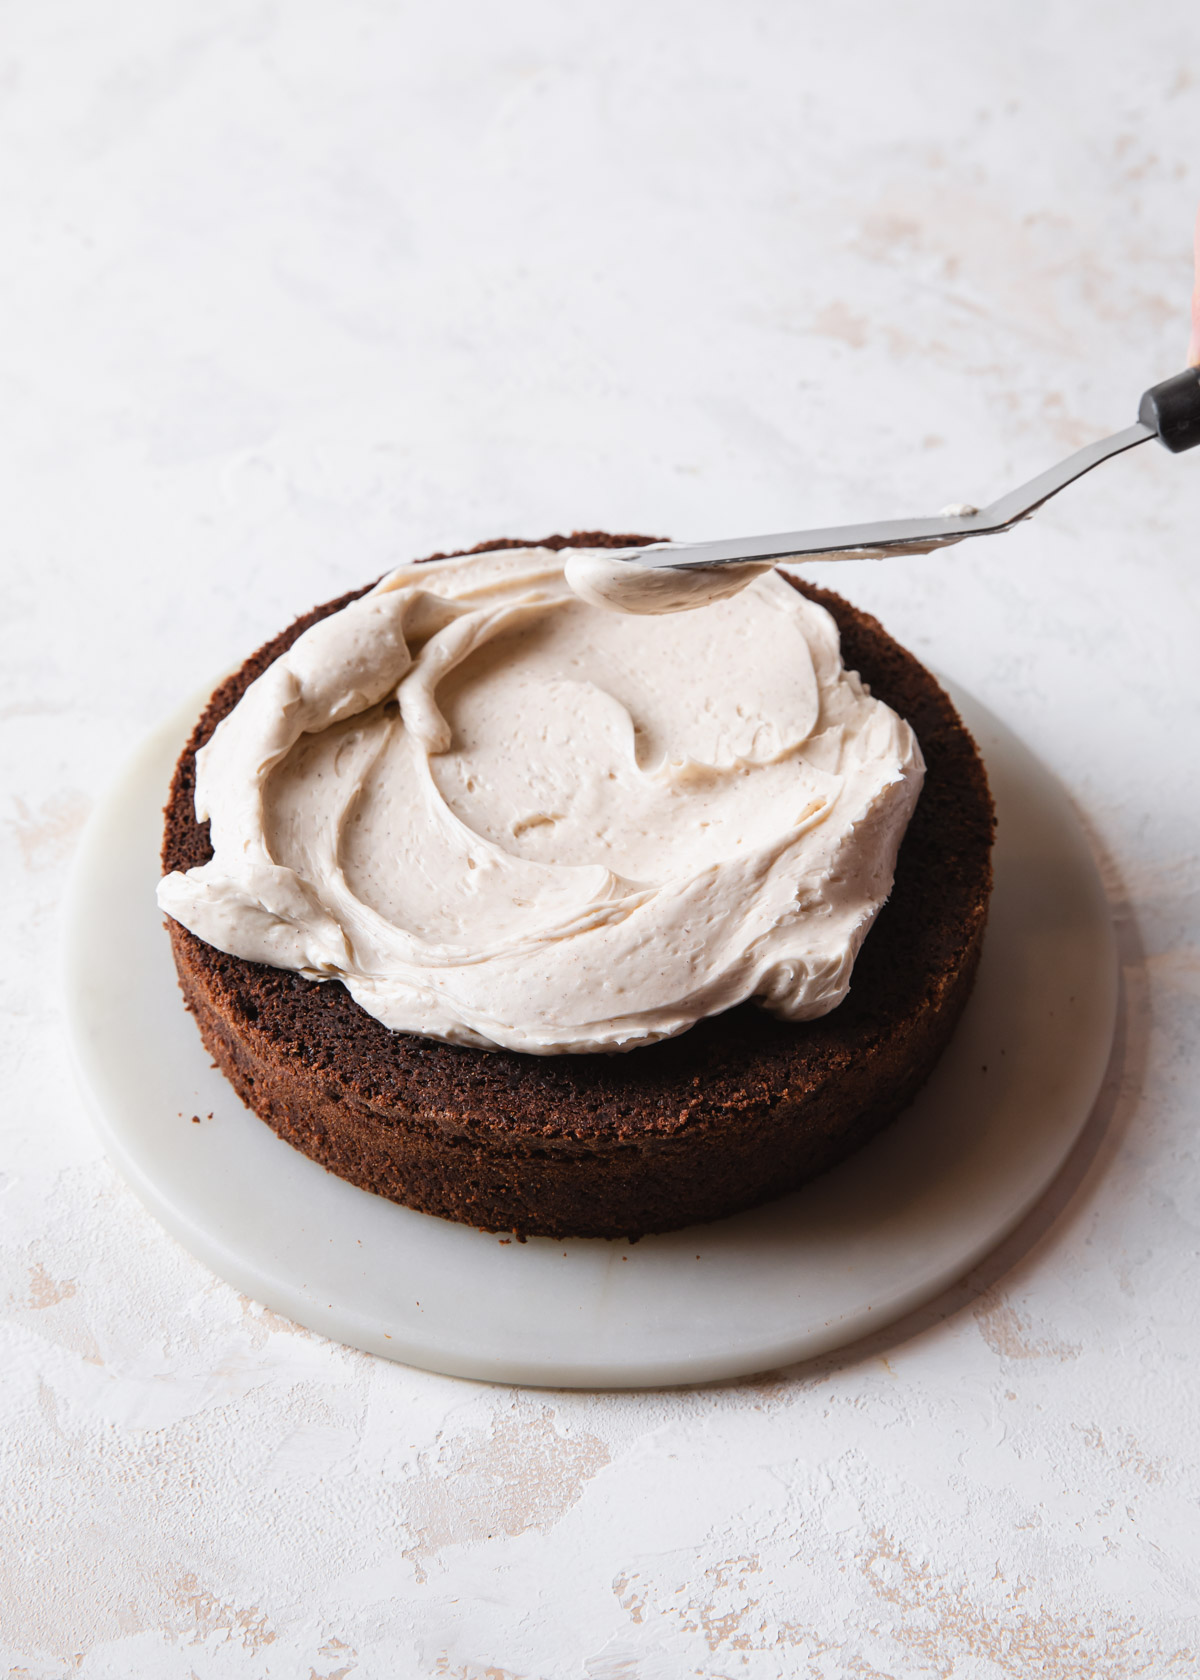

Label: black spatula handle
[1139,368,1200,452]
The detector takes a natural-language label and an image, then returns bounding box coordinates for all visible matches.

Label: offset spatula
[617,367,1200,570]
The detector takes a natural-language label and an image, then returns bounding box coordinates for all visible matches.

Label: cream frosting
[157,548,924,1054]
[564,549,772,614]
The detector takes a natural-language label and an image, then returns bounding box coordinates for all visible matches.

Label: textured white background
[4,1,1200,1674]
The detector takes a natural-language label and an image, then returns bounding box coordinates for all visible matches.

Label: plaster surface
[3,1,1200,1675]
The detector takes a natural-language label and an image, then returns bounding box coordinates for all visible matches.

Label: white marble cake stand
[63,680,1116,1390]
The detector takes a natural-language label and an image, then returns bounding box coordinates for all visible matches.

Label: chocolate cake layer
[162,533,994,1239]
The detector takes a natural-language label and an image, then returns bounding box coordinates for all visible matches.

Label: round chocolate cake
[161,534,994,1239]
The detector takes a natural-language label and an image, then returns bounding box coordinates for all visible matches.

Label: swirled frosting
[157,548,924,1053]
[564,549,773,614]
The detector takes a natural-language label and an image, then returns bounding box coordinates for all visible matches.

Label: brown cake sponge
[161,533,995,1239]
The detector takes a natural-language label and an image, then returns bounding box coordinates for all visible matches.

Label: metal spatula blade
[620,367,1200,572]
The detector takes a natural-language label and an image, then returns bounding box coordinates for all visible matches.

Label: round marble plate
[63,681,1116,1390]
